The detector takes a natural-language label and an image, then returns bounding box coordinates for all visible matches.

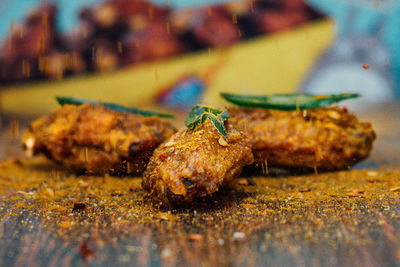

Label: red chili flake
[159,153,168,160]
[79,240,95,262]
[362,64,370,70]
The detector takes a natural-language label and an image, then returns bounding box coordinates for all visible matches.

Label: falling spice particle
[274,40,279,49]
[10,118,19,139]
[232,14,238,24]
[22,60,31,77]
[92,47,96,62]
[82,26,87,39]
[313,165,318,176]
[363,65,370,70]
[19,26,25,38]
[155,68,159,81]
[85,147,89,162]
[117,41,122,54]
[134,39,140,48]
[148,6,154,20]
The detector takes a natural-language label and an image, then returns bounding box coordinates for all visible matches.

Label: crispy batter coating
[227,106,376,171]
[22,104,176,175]
[143,120,254,205]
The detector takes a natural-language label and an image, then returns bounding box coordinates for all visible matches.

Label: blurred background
[0,0,399,116]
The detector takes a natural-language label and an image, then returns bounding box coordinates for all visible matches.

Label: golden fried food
[227,106,376,171]
[143,120,254,205]
[22,104,176,175]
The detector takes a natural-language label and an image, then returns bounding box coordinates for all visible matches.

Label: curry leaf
[185,105,230,136]
[56,96,174,118]
[220,92,360,110]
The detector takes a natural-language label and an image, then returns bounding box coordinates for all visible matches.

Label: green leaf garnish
[185,105,230,136]
[220,92,360,110]
[56,96,174,118]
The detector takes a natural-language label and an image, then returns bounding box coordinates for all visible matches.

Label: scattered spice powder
[0,157,400,265]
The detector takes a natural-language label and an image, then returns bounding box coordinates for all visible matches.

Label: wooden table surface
[0,103,399,267]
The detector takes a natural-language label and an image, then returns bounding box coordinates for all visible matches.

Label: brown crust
[22,104,176,175]
[142,120,254,205]
[227,106,376,171]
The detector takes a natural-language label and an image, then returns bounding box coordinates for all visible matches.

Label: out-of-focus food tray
[0,20,333,117]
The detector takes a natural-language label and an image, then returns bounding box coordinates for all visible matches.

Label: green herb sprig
[56,96,174,118]
[220,92,360,110]
[185,105,230,136]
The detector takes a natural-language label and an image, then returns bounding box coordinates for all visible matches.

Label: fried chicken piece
[227,106,376,171]
[122,21,185,64]
[192,10,242,47]
[0,4,58,84]
[169,7,241,48]
[253,10,308,33]
[143,120,254,205]
[79,0,170,30]
[22,104,176,175]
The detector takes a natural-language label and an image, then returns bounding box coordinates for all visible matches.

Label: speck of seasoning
[218,136,228,146]
[161,248,172,258]
[188,233,203,242]
[233,232,245,240]
[362,64,370,70]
